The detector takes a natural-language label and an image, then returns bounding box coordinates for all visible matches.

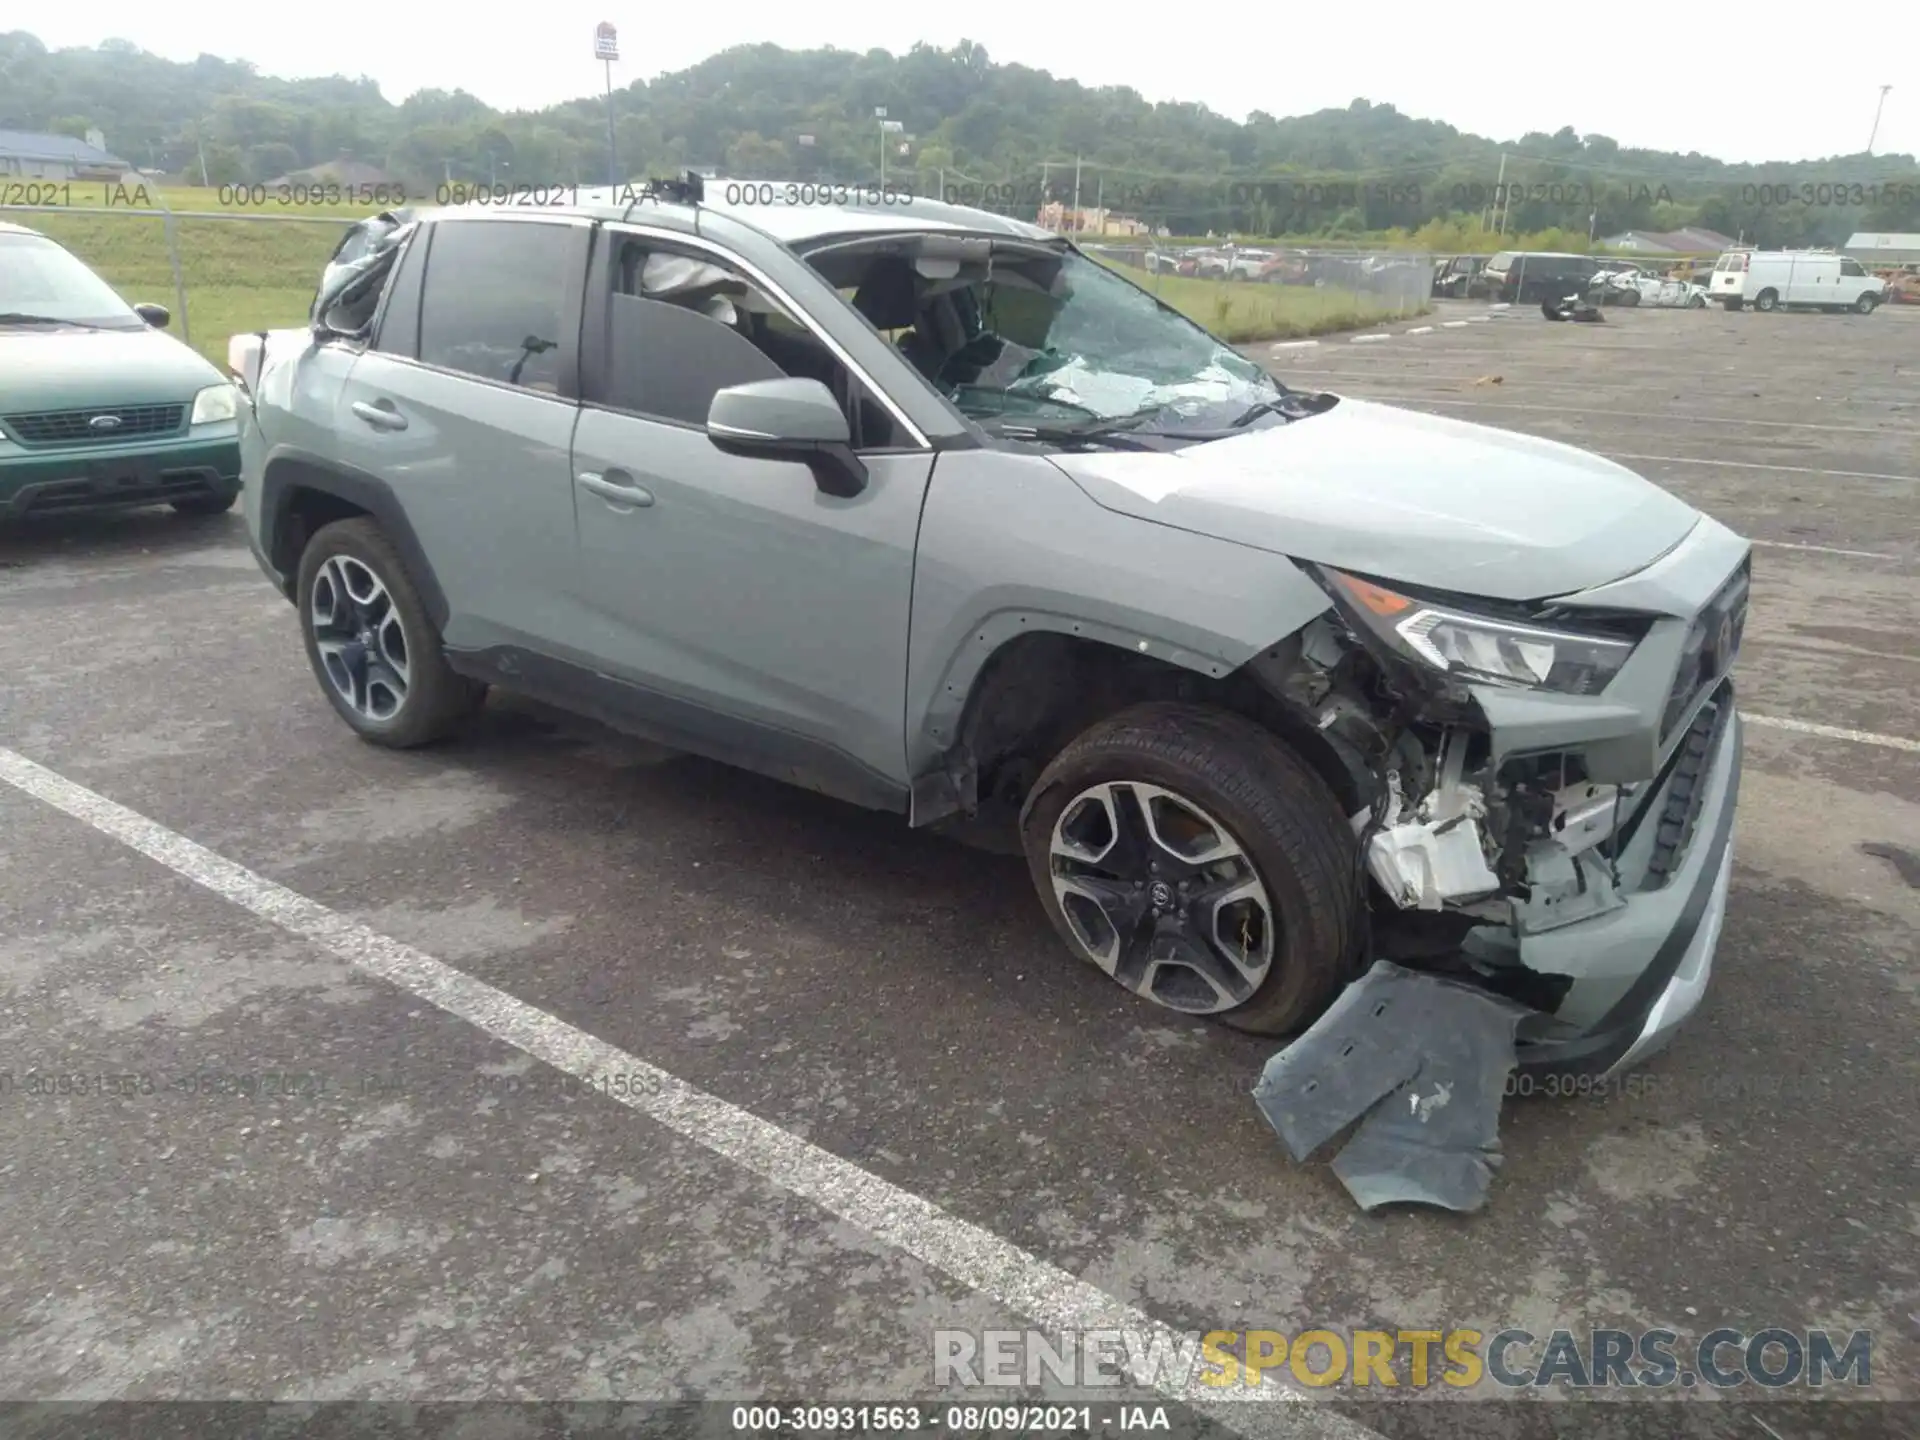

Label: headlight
[190,383,239,425]
[1322,567,1636,695]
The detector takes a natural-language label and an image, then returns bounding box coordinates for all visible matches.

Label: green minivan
[1,222,241,520]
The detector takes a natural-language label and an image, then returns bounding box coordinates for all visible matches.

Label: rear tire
[1754,289,1779,312]
[295,517,487,748]
[1724,296,1744,312]
[1019,702,1359,1036]
[171,490,238,517]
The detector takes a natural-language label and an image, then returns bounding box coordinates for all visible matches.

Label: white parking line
[1611,453,1918,484]
[0,747,1334,1430]
[1750,538,1909,561]
[1441,321,1469,328]
[1350,334,1390,344]
[1405,326,1434,335]
[1745,716,1920,754]
[1269,340,1320,351]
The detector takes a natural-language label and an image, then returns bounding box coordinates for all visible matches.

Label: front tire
[295,517,486,748]
[1855,293,1879,315]
[1020,702,1359,1036]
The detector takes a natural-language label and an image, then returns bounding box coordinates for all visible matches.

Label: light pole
[876,110,903,187]
[595,23,620,187]
[1867,85,1892,155]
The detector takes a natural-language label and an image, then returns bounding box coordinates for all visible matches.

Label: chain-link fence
[6,202,1437,361]
[1081,243,1434,340]
[4,204,354,363]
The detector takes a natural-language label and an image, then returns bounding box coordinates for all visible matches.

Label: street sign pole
[595,23,620,187]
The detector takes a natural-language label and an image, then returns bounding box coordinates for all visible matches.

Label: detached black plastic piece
[1252,960,1531,1213]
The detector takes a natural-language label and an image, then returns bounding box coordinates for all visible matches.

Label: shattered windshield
[815,240,1282,435]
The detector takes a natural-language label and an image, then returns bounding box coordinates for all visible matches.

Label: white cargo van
[1709,250,1886,313]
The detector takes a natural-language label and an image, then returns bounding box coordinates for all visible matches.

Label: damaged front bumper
[1508,686,1739,1077]
[1265,519,1751,1083]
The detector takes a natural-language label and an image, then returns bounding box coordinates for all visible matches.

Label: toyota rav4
[231,181,1746,1077]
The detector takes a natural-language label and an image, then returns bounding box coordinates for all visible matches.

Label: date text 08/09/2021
[729,1405,1172,1432]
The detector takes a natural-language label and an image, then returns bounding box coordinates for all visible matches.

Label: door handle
[577,470,655,507]
[351,399,407,431]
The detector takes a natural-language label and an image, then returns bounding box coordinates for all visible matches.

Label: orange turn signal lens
[1328,569,1414,617]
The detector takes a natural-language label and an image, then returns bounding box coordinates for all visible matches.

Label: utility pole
[1071,154,1082,231]
[1493,151,1508,234]
[875,110,902,187]
[595,23,620,187]
[1867,85,1893,154]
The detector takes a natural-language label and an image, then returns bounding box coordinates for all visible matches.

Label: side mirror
[707,378,867,499]
[135,303,170,329]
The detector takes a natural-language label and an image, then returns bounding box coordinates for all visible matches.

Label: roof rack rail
[632,171,704,207]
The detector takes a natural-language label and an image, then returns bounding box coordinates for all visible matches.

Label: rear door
[334,215,589,657]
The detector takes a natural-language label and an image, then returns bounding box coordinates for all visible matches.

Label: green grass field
[1101,260,1428,341]
[17,186,1424,364]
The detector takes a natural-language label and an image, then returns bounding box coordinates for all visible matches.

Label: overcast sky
[28,7,1911,167]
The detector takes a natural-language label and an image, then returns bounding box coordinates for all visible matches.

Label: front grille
[1645,688,1727,887]
[3,404,186,446]
[1660,558,1750,741]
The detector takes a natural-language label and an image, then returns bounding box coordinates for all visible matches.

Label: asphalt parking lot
[0,299,1915,1436]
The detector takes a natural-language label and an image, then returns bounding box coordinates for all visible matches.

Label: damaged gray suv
[232,179,1746,1082]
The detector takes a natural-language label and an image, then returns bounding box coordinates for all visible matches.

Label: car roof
[428,180,1057,249]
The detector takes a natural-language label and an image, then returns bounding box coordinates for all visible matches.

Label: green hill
[3,31,1915,246]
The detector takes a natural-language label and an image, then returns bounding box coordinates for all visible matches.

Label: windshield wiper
[996,418,1164,451]
[0,312,103,330]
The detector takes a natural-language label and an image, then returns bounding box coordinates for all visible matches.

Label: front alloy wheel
[1021,703,1358,1035]
[310,554,411,722]
[1048,781,1275,1015]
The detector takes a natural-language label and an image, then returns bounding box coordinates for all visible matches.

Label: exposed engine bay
[1248,578,1733,1016]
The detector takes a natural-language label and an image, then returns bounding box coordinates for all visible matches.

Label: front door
[565,226,936,806]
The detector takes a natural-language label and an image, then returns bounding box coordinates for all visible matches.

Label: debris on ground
[1542,294,1605,323]
[1860,842,1920,889]
[1252,961,1531,1213]
[1472,374,1504,386]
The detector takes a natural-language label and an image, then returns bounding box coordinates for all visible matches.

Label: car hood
[1050,397,1701,601]
[0,326,222,414]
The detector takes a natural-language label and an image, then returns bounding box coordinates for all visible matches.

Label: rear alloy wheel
[1855,293,1879,315]
[296,517,485,747]
[1020,703,1358,1035]
[1754,289,1780,312]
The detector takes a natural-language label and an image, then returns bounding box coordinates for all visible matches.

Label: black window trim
[367,222,428,358]
[384,213,594,403]
[581,220,931,452]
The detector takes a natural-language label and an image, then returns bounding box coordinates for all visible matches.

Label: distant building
[1601,227,1737,254]
[1036,201,1150,236]
[0,128,132,181]
[1843,232,1920,265]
